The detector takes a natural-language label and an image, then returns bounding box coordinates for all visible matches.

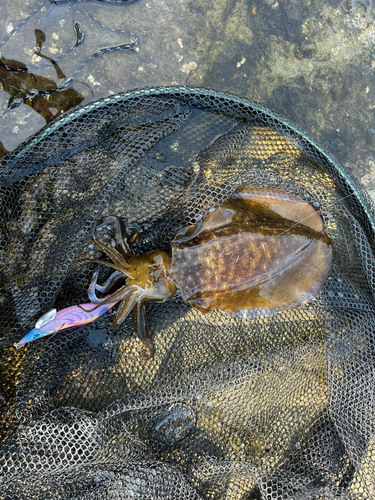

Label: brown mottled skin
[85,189,332,358]
[170,188,332,315]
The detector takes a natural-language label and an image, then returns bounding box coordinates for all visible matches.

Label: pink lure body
[15,300,119,348]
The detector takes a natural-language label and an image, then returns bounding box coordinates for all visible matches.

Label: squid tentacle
[110,291,138,330]
[132,301,154,360]
[81,258,134,278]
[97,216,138,258]
[88,269,124,303]
[95,270,124,293]
[16,215,167,358]
[88,269,102,303]
[78,284,132,313]
[89,232,130,271]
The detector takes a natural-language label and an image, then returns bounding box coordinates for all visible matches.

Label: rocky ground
[1,0,375,197]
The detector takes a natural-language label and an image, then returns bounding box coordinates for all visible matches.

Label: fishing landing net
[0,86,374,499]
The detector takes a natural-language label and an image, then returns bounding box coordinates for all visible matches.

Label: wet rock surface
[0,0,374,197]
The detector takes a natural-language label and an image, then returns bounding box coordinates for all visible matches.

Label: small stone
[181,61,197,74]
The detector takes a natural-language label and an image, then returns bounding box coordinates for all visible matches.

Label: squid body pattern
[16,188,332,356]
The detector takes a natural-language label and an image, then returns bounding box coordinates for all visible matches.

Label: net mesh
[0,86,374,499]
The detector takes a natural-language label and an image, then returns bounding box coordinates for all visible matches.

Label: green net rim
[5,85,375,237]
